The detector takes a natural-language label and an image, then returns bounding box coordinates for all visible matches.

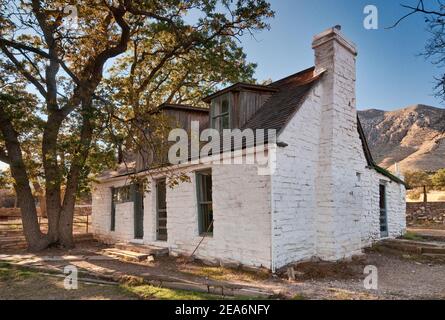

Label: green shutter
[196,170,213,235]
[133,183,144,239]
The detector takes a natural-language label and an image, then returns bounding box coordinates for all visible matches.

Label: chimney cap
[312,26,357,56]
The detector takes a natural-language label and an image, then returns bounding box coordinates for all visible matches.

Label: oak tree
[0,0,273,250]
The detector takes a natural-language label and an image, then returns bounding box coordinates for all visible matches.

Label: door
[379,184,388,238]
[156,179,167,241]
[133,183,144,239]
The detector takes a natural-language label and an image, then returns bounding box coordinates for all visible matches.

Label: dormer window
[211,94,231,131]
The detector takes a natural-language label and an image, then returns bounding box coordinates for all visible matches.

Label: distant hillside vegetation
[358,104,445,173]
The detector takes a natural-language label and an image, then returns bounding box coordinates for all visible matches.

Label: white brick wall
[312,27,365,262]
[271,84,322,268]
[270,27,406,270]
[360,171,406,246]
[92,162,272,268]
[92,178,136,243]
[166,164,271,267]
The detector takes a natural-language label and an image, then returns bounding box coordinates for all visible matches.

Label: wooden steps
[101,243,169,263]
[114,242,169,257]
[380,239,445,256]
[102,248,152,262]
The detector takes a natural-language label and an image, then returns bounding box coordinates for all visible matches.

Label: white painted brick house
[92,27,406,271]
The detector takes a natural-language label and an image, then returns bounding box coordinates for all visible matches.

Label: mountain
[358,104,445,173]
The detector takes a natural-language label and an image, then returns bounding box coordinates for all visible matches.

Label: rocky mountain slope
[358,104,445,173]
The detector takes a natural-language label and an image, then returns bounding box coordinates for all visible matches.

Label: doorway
[379,183,388,238]
[133,183,144,240]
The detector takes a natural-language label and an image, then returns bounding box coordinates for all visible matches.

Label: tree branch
[0,43,47,97]
[387,0,445,29]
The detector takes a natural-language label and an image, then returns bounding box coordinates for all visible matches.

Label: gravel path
[275,251,445,300]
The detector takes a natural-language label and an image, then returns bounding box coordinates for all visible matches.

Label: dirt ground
[0,261,233,300]
[0,263,138,300]
[282,251,445,300]
[1,241,445,300]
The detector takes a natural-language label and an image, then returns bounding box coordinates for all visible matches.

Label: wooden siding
[163,109,209,132]
[135,108,209,171]
[235,90,273,128]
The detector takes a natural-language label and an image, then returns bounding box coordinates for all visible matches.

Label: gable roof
[202,83,279,103]
[158,103,209,113]
[242,67,321,133]
[98,67,405,185]
[357,116,406,185]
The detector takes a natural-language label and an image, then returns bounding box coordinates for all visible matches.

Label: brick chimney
[312,26,364,260]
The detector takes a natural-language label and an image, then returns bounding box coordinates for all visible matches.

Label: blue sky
[0,1,439,171]
[240,0,442,110]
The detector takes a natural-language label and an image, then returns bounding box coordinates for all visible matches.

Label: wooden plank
[114,243,169,256]
[102,248,151,262]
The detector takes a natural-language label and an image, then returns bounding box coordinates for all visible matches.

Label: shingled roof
[242,66,321,132]
[97,66,404,185]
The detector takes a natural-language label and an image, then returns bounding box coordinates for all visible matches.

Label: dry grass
[181,265,270,283]
[290,260,364,281]
[401,231,425,241]
[0,262,227,300]
[121,284,221,300]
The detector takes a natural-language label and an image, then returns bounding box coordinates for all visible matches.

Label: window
[110,185,133,231]
[113,185,132,203]
[196,170,213,235]
[211,95,230,131]
[156,179,168,241]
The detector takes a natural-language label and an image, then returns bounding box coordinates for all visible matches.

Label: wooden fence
[0,206,92,235]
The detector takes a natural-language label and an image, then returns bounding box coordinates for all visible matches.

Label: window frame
[379,182,389,238]
[113,185,132,204]
[155,178,168,241]
[211,94,231,131]
[195,169,214,236]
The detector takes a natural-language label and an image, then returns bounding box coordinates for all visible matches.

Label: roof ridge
[269,66,315,87]
[158,103,209,113]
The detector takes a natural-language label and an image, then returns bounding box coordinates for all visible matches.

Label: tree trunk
[58,205,75,248]
[423,185,428,203]
[44,203,61,244]
[58,101,94,248]
[0,105,49,251]
[42,113,64,243]
[16,184,50,251]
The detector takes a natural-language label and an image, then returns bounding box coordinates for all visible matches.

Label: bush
[407,188,422,200]
[404,171,431,189]
[432,169,445,190]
